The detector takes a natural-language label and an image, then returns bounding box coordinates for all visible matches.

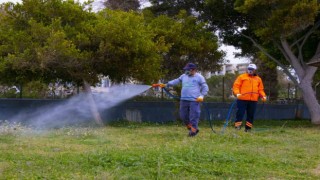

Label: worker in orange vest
[232,64,267,132]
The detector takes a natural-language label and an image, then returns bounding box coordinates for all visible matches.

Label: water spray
[11,84,152,129]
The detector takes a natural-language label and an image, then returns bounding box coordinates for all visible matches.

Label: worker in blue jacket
[159,63,209,137]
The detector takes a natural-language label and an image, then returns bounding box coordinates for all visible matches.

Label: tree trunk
[83,81,104,126]
[280,39,320,123]
[299,78,320,124]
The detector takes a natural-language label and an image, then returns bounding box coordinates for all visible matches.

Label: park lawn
[0,120,320,179]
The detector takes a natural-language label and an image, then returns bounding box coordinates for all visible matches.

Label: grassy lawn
[0,120,320,179]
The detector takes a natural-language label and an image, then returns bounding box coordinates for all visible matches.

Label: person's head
[247,63,257,75]
[183,63,197,76]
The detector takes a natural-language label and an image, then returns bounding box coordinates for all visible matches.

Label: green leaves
[235,0,319,39]
[147,10,224,79]
[0,0,95,85]
[93,10,162,83]
[0,1,161,85]
[0,0,224,87]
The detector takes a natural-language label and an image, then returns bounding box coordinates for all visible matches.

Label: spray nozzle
[152,84,166,88]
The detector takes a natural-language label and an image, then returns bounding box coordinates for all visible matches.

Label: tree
[0,0,163,85]
[148,0,202,16]
[0,0,96,86]
[200,0,320,123]
[145,10,225,80]
[0,1,164,125]
[104,0,140,11]
[92,9,162,83]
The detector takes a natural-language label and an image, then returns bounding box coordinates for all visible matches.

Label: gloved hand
[196,96,204,102]
[159,83,166,88]
[236,94,241,98]
[261,96,267,102]
[152,83,166,88]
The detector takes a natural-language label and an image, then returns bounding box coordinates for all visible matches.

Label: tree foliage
[0,0,95,86]
[0,0,224,99]
[92,10,162,83]
[0,0,164,86]
[148,0,202,16]
[104,0,140,11]
[145,10,224,80]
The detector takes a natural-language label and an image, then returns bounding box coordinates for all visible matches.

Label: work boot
[186,123,192,130]
[188,129,199,137]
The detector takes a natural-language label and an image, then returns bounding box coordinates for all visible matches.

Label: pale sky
[0,0,87,3]
[0,0,248,64]
[0,0,104,11]
[220,45,249,64]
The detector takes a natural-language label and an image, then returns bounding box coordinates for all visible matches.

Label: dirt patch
[312,164,320,176]
[0,162,10,174]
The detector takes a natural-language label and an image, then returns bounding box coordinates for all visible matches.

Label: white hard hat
[247,64,257,70]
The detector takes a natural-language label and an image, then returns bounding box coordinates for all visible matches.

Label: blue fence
[0,99,310,126]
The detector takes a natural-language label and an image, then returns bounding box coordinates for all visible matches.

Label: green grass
[0,120,320,179]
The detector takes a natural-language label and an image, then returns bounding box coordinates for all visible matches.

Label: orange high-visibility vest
[233,73,266,101]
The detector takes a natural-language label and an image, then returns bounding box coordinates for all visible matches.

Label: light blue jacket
[167,73,209,101]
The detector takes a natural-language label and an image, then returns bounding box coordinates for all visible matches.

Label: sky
[0,0,248,64]
[220,45,249,64]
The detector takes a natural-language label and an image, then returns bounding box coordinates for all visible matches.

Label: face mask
[247,69,255,75]
[185,70,191,75]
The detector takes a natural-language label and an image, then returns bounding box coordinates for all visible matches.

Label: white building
[211,63,249,77]
[236,63,250,74]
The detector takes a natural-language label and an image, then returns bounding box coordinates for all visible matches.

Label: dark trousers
[235,100,257,129]
[179,100,201,130]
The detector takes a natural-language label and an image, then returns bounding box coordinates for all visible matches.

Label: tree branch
[273,40,292,64]
[309,41,320,63]
[290,20,320,48]
[304,66,317,83]
[238,31,299,85]
[280,38,304,79]
[297,43,305,68]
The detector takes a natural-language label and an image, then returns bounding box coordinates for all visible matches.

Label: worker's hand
[196,96,204,102]
[152,83,166,88]
[159,83,166,88]
[261,96,267,102]
[236,94,241,98]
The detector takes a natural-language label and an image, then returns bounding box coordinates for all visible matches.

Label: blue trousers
[179,100,201,130]
[235,100,257,129]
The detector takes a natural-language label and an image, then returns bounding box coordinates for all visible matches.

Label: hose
[220,100,237,134]
[221,92,266,134]
[161,87,217,133]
